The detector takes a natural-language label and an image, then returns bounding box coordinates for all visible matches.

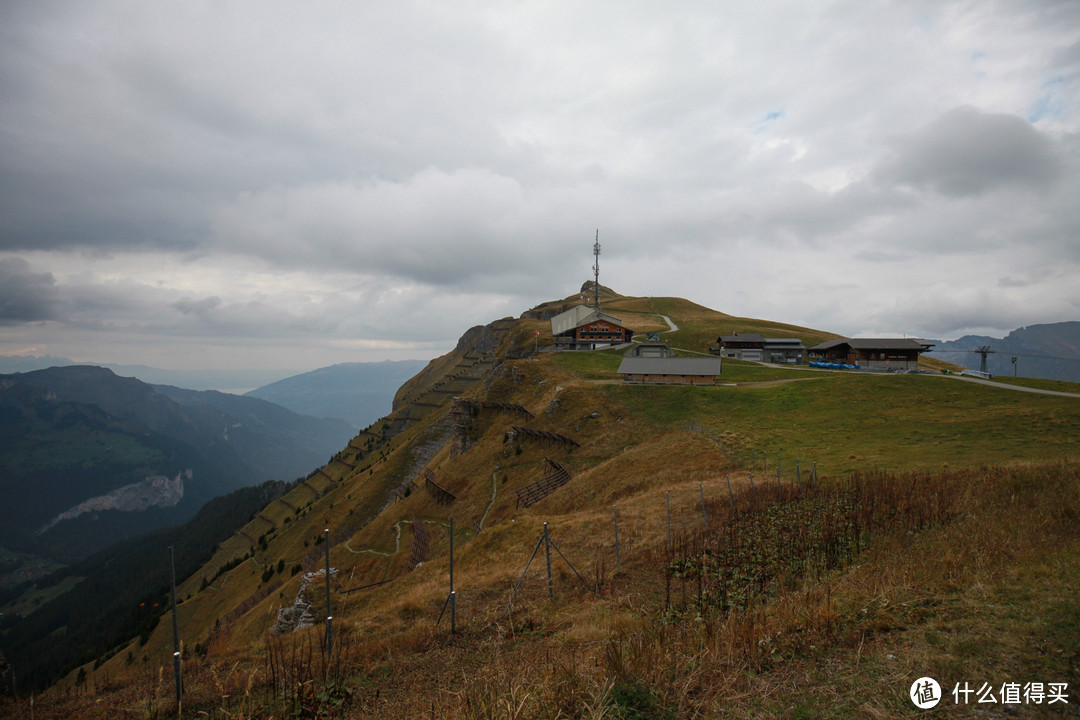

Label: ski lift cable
[929,350,1080,363]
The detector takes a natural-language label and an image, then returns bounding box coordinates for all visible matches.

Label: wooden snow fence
[481,401,535,420]
[424,468,456,505]
[510,426,580,450]
[407,518,430,570]
[515,458,573,509]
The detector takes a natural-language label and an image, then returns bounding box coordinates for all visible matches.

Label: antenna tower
[592,230,601,309]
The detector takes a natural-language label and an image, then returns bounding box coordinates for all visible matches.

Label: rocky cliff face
[37,470,189,534]
[455,318,514,356]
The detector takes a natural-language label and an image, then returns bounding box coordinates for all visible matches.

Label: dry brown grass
[11,301,1080,719]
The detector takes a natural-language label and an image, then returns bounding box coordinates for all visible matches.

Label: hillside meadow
[4,296,1078,719]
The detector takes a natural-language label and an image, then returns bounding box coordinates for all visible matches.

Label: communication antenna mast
[974,345,994,374]
[592,230,601,309]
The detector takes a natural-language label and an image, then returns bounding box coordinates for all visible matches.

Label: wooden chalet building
[550,305,634,350]
[807,338,935,371]
[617,357,723,385]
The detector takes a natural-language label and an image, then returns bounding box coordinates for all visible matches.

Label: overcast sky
[1,0,1078,373]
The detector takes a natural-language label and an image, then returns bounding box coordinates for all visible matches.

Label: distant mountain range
[0,355,301,393]
[0,356,433,428]
[927,321,1080,381]
[245,360,428,428]
[0,366,355,565]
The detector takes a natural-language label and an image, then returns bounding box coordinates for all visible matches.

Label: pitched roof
[550,305,628,336]
[808,339,850,351]
[808,338,934,352]
[718,334,765,344]
[617,357,724,376]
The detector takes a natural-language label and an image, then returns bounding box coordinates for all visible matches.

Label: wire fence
[183,420,843,705]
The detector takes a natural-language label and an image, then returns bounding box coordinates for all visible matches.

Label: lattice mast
[592,230,601,309]
[975,345,994,374]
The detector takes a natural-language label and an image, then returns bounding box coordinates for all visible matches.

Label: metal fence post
[726,474,735,515]
[665,492,671,553]
[544,522,554,600]
[505,533,545,614]
[324,529,333,660]
[699,481,708,529]
[613,505,620,571]
[169,546,182,713]
[449,517,456,633]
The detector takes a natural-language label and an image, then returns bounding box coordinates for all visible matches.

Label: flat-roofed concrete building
[763,338,807,364]
[626,341,674,358]
[617,357,723,385]
[710,334,806,364]
[712,333,765,361]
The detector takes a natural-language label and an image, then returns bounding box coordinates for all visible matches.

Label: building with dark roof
[763,338,807,364]
[807,338,934,371]
[710,334,806,364]
[616,357,723,385]
[712,333,765,361]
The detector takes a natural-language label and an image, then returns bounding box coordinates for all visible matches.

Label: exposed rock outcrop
[36,470,190,535]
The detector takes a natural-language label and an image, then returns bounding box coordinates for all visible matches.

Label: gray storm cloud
[0,257,58,324]
[876,106,1062,197]
[0,1,1077,368]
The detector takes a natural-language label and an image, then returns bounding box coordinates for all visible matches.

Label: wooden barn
[617,357,723,385]
[808,338,934,371]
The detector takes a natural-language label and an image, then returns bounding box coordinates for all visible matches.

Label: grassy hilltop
[8,292,1080,719]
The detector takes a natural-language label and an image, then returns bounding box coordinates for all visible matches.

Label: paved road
[938,373,1080,398]
[752,360,1080,398]
[656,314,679,333]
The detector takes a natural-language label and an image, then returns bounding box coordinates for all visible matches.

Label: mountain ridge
[928,320,1080,381]
[0,366,355,565]
[245,360,428,428]
[5,292,1079,717]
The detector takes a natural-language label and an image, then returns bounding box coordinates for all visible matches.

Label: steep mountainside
[245,360,428,428]
[0,480,290,695]
[7,293,1079,718]
[0,366,354,565]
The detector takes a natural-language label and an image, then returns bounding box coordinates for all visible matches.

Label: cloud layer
[1,0,1078,370]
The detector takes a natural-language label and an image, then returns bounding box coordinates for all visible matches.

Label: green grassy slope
[18,294,1079,720]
